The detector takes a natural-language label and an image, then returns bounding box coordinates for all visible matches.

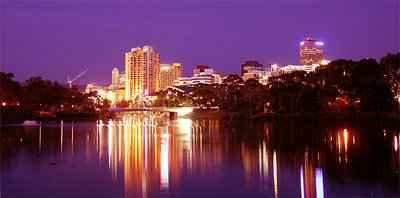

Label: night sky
[1,1,399,85]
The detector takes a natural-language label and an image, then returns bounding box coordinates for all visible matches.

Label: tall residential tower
[299,38,323,66]
[125,45,159,99]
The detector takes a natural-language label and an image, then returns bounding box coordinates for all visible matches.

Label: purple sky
[1,1,399,84]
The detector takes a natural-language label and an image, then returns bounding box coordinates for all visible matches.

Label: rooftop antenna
[67,69,88,88]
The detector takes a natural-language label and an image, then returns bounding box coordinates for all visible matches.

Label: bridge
[108,107,194,118]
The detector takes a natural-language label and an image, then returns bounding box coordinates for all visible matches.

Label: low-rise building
[86,83,106,93]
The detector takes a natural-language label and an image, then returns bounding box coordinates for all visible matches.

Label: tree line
[0,74,110,123]
[155,53,399,118]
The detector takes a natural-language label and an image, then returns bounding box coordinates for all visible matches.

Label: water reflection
[1,115,399,197]
[300,150,324,198]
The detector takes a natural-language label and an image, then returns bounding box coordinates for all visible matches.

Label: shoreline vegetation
[1,53,399,125]
[185,108,399,127]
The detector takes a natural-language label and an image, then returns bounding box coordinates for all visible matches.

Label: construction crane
[68,69,88,88]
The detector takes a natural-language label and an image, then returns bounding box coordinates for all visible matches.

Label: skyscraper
[299,38,323,66]
[112,68,119,85]
[125,45,159,99]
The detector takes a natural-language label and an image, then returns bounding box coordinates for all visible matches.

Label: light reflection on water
[1,115,399,197]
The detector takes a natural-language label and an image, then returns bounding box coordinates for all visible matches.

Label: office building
[118,71,125,87]
[112,68,119,85]
[192,68,222,85]
[241,61,263,76]
[110,67,125,89]
[159,63,184,90]
[299,38,323,66]
[172,63,183,80]
[125,45,159,99]
[159,64,175,90]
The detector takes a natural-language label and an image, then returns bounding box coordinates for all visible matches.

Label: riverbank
[183,108,228,120]
[184,108,399,126]
[255,111,397,123]
[0,108,115,124]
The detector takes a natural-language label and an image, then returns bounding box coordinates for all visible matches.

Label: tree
[222,74,244,85]
[295,85,319,113]
[0,72,21,105]
[242,79,266,117]
[21,76,52,111]
[349,58,394,111]
[380,53,400,111]
[192,84,217,107]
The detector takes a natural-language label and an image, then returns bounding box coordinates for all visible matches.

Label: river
[1,115,399,197]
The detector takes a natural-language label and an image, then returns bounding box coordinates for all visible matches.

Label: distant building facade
[159,63,184,90]
[112,68,119,85]
[125,45,160,99]
[111,68,125,89]
[85,83,105,94]
[172,63,183,80]
[173,65,223,86]
[174,77,193,86]
[241,61,263,76]
[299,38,323,66]
[160,64,175,90]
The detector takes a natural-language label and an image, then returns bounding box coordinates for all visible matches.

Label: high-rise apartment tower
[125,45,159,99]
[299,38,323,66]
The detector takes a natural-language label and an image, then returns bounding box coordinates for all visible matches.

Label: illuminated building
[243,71,263,82]
[173,65,223,86]
[299,38,323,66]
[160,63,184,90]
[110,68,125,89]
[125,45,160,99]
[192,68,222,85]
[112,68,119,85]
[119,71,125,87]
[160,64,175,90]
[114,89,125,100]
[280,64,316,74]
[241,61,263,76]
[192,73,217,85]
[172,63,183,80]
[242,66,280,85]
[85,83,106,93]
[174,77,193,86]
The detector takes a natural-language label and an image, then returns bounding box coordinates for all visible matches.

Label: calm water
[1,116,399,197]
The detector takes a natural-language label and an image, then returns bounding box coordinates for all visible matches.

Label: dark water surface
[1,116,399,197]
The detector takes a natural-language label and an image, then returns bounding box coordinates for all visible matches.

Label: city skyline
[1,1,398,84]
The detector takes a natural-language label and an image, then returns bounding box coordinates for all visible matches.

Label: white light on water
[273,151,278,198]
[175,107,193,116]
[300,167,305,198]
[316,168,325,198]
